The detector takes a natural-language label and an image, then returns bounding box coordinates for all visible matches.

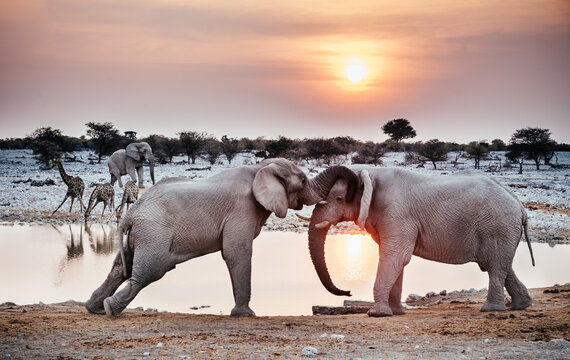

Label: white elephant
[108,142,155,188]
[300,166,535,317]
[85,160,358,317]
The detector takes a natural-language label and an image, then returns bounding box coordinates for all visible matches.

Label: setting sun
[344,58,367,83]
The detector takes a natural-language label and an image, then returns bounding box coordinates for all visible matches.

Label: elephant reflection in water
[84,223,118,255]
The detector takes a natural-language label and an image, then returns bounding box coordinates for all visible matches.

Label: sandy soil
[1,286,568,359]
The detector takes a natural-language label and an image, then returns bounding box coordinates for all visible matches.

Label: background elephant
[85,160,357,317]
[302,166,535,317]
[108,142,155,188]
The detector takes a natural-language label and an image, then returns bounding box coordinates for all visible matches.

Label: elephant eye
[336,196,343,202]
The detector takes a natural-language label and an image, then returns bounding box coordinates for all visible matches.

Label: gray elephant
[302,166,535,317]
[108,142,155,188]
[85,160,357,317]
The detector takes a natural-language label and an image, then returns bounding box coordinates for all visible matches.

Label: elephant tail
[522,209,535,267]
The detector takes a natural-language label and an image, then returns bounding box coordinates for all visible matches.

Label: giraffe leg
[101,203,107,217]
[69,197,76,213]
[78,191,86,213]
[51,195,69,216]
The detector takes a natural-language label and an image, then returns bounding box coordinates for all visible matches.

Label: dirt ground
[1,286,568,360]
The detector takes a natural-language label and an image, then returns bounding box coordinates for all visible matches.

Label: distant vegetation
[1,119,567,173]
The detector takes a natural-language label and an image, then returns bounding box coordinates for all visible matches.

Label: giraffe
[84,183,115,220]
[115,180,139,219]
[51,159,86,216]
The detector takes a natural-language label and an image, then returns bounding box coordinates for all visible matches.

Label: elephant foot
[367,303,393,317]
[510,297,532,310]
[103,297,121,317]
[230,305,256,317]
[480,301,506,312]
[85,299,105,315]
[391,304,406,316]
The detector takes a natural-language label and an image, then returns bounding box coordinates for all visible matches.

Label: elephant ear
[253,163,289,218]
[125,143,141,161]
[357,170,372,231]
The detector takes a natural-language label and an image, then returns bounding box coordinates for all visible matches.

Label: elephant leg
[51,195,69,216]
[368,245,413,317]
[136,166,144,188]
[389,268,406,315]
[85,250,132,315]
[505,268,532,310]
[222,234,255,317]
[480,267,508,312]
[103,249,171,317]
[127,167,138,187]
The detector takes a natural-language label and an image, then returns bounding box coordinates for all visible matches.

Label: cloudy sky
[1,0,569,143]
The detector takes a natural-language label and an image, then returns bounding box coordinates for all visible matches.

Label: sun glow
[345,234,364,280]
[344,58,367,83]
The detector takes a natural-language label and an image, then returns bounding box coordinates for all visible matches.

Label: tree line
[0,119,567,173]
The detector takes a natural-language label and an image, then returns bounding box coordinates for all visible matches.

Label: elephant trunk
[148,156,155,185]
[308,221,352,296]
[299,166,359,205]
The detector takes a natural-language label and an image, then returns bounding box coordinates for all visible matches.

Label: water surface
[0,224,567,316]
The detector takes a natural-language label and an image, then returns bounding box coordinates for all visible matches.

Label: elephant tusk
[295,213,311,222]
[318,200,328,205]
[314,220,331,229]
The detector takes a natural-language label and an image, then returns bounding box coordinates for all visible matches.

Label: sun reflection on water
[345,234,363,280]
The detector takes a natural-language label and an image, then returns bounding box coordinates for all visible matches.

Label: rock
[312,305,370,315]
[302,346,319,356]
[330,334,345,340]
[343,300,374,307]
[406,294,422,302]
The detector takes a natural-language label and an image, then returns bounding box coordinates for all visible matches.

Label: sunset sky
[1,0,569,143]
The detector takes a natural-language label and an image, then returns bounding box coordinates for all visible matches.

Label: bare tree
[85,122,123,163]
[417,139,448,169]
[466,141,489,169]
[178,131,206,164]
[221,135,240,164]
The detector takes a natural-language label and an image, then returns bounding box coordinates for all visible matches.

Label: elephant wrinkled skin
[85,159,357,317]
[305,166,535,317]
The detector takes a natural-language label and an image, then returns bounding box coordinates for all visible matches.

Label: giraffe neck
[57,161,73,185]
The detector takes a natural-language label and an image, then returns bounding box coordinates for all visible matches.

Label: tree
[265,136,294,158]
[221,135,240,164]
[30,127,79,168]
[144,135,180,164]
[352,141,385,166]
[417,139,448,169]
[505,146,525,174]
[178,131,206,164]
[303,138,348,165]
[85,122,123,163]
[203,137,221,165]
[490,139,506,151]
[509,127,556,170]
[466,141,489,169]
[381,118,416,146]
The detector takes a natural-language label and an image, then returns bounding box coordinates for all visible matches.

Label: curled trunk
[308,222,351,296]
[299,166,358,205]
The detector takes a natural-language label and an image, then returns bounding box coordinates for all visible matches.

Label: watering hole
[0,224,568,316]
